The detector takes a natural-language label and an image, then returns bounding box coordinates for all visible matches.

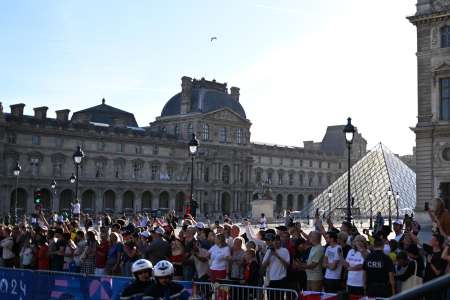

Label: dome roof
[161,88,246,119]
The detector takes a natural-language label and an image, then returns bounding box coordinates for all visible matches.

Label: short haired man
[363,238,395,298]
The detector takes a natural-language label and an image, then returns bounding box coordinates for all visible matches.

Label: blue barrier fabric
[0,267,194,300]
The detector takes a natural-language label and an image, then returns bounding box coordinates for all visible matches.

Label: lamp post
[72,146,84,204]
[188,134,199,217]
[327,190,332,217]
[395,192,400,220]
[13,162,21,224]
[343,117,356,223]
[387,187,393,228]
[369,192,374,230]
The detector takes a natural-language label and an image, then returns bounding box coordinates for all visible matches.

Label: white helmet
[153,260,174,277]
[131,259,153,277]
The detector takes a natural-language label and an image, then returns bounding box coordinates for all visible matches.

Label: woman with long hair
[105,232,123,275]
[80,230,98,275]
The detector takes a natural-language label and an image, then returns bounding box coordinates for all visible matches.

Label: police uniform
[120,280,153,300]
[143,281,190,300]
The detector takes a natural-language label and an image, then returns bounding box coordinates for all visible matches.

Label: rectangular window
[117,143,125,153]
[309,160,313,168]
[300,160,303,167]
[299,174,303,186]
[135,145,142,154]
[202,124,209,141]
[187,123,193,137]
[98,142,105,151]
[219,127,227,142]
[167,166,174,180]
[319,161,322,168]
[441,26,450,48]
[31,135,40,145]
[153,145,159,155]
[151,165,159,180]
[55,137,64,148]
[204,167,209,182]
[327,162,331,169]
[236,128,242,144]
[7,133,16,144]
[289,174,294,186]
[440,78,450,120]
[278,173,283,185]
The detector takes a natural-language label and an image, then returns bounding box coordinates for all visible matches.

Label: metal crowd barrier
[213,283,298,300]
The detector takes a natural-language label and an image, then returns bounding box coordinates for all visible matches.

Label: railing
[389,274,450,300]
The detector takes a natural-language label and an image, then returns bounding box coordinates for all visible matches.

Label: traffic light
[34,190,41,205]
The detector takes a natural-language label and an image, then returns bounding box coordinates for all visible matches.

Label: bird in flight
[210,37,217,42]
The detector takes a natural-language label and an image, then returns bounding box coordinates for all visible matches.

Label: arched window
[222,165,230,184]
[202,124,209,141]
[441,26,450,48]
[236,128,242,144]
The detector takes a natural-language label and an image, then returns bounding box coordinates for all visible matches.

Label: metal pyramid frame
[302,143,416,219]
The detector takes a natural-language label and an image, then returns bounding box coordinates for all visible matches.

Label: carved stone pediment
[432,61,450,84]
[204,108,247,123]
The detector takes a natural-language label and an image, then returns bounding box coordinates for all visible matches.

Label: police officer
[120,259,153,299]
[143,260,190,300]
[363,238,396,298]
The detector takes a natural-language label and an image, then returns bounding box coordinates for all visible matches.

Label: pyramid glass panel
[302,143,416,220]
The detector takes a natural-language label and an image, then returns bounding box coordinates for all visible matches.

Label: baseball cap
[393,219,403,225]
[264,232,276,241]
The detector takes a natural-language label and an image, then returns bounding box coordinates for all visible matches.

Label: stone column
[135,190,142,212]
[169,190,176,210]
[26,186,34,214]
[95,189,103,213]
[52,190,59,212]
[116,190,123,213]
[151,191,158,209]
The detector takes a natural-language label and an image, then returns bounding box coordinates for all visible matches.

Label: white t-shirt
[262,247,290,281]
[345,249,365,287]
[72,203,81,214]
[324,244,343,280]
[208,245,230,271]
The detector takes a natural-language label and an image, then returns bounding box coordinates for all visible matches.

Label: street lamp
[13,162,21,224]
[343,117,356,223]
[327,190,332,217]
[369,192,374,230]
[69,173,76,184]
[188,134,199,217]
[50,179,57,196]
[387,187,393,228]
[72,146,84,204]
[395,192,400,220]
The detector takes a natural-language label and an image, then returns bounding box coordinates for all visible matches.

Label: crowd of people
[0,198,449,299]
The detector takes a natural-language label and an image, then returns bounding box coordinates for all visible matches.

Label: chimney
[33,106,48,120]
[55,109,70,122]
[10,103,25,118]
[0,102,4,123]
[180,76,192,114]
[230,87,240,102]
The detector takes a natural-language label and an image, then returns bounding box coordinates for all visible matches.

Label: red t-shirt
[37,245,49,270]
[96,240,110,268]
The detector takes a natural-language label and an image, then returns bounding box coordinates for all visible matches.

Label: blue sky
[0,0,417,154]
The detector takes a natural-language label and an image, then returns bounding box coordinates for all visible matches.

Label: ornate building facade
[0,76,366,217]
[409,0,450,215]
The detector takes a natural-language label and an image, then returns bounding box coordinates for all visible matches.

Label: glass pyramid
[302,143,416,220]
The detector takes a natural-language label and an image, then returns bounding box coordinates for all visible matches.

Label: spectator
[192,240,209,281]
[343,235,368,296]
[289,237,310,292]
[62,232,76,272]
[242,248,259,286]
[73,230,86,272]
[303,231,324,292]
[105,232,123,275]
[323,231,343,293]
[0,227,15,267]
[145,227,171,265]
[364,238,396,298]
[169,238,184,280]
[208,233,230,282]
[80,230,97,274]
[228,237,245,282]
[262,233,290,300]
[395,244,424,291]
[19,238,33,269]
[395,251,409,293]
[49,228,66,271]
[95,231,110,275]
[423,234,447,300]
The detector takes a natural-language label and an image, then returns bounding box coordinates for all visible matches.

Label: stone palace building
[0,76,366,217]
[409,0,450,214]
